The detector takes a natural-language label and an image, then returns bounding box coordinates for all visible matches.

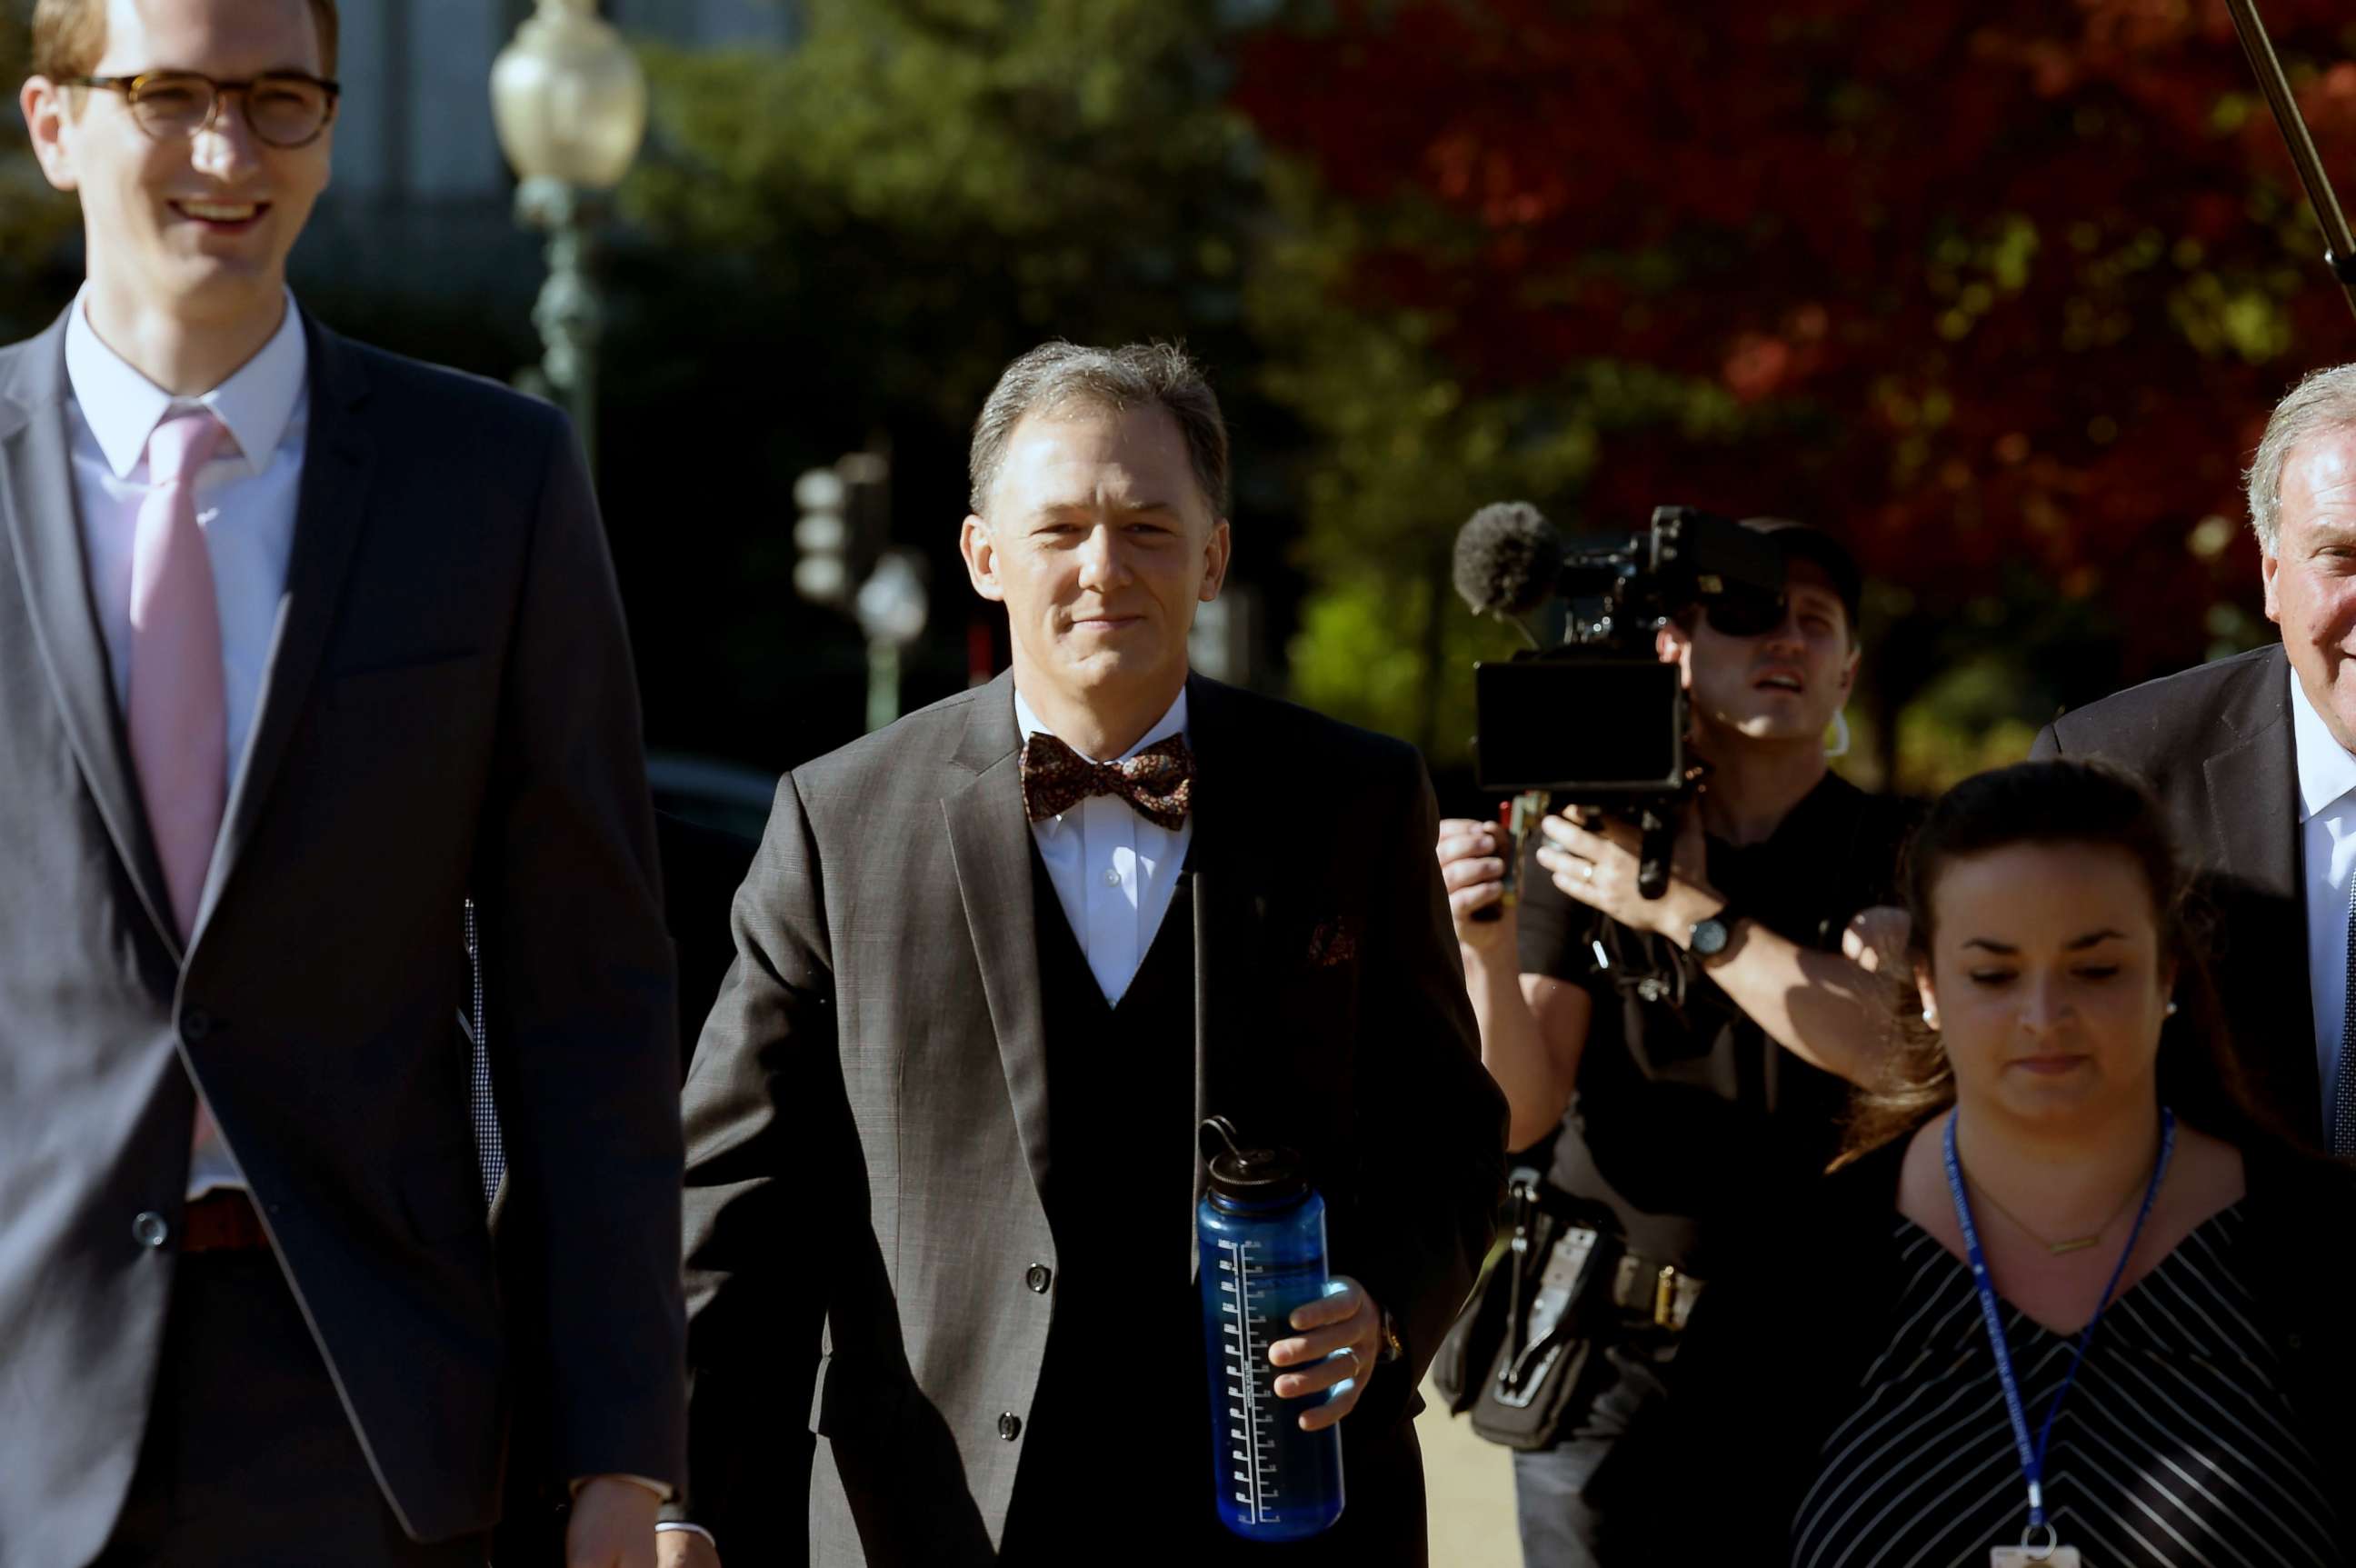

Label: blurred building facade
[296,0,799,302]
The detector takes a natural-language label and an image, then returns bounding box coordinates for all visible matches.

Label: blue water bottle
[1197,1117,1346,1541]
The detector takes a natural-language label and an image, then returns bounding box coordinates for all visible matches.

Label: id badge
[1992,1548,2081,1567]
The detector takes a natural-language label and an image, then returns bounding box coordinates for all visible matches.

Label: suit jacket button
[132,1212,170,1249]
[182,1009,214,1042]
[997,1413,1023,1442]
[1025,1263,1052,1293]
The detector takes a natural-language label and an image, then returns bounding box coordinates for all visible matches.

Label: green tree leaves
[0,24,77,337]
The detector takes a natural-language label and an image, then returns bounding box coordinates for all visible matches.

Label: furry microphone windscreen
[1453,502,1564,618]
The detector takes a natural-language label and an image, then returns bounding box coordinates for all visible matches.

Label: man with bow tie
[660,341,1505,1565]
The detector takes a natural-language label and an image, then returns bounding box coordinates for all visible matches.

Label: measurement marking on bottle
[1215,1238,1286,1524]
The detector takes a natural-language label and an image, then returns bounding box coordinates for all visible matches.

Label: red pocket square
[1305,917,1358,969]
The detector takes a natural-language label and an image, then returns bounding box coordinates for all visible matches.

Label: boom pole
[2223,0,2356,323]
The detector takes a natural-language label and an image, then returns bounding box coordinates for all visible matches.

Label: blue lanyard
[1942,1105,2175,1537]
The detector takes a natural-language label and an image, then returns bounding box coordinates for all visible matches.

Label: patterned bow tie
[1020,732,1195,831]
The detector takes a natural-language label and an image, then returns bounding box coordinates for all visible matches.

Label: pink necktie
[126,411,228,943]
[128,412,231,1181]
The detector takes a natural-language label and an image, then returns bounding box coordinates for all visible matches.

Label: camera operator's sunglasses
[1701,591,1788,639]
[65,71,341,150]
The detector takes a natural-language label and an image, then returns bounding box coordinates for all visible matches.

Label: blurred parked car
[647,753,774,1073]
[647,752,780,844]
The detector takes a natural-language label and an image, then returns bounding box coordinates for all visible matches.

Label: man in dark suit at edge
[661,341,1506,1564]
[2033,363,2356,1151]
[2,1,686,1562]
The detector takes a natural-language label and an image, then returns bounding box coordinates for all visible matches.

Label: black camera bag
[1432,1167,1621,1452]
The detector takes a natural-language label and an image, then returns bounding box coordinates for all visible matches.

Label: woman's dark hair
[1839,757,2272,1164]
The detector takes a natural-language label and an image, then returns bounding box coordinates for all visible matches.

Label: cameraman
[1434,520,1913,1567]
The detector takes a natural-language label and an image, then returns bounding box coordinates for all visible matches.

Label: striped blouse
[1791,1204,2341,1568]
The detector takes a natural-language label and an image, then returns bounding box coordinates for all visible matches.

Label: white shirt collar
[65,285,309,480]
[2289,661,2356,824]
[1013,684,1190,763]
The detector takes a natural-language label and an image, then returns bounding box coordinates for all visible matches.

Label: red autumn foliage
[1234,0,2356,676]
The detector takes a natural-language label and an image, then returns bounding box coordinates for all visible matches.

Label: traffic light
[793,447,891,609]
[836,448,891,590]
[792,467,850,606]
[793,445,921,731]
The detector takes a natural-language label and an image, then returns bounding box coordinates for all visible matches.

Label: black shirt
[1516,773,1915,1276]
[1791,1205,2339,1567]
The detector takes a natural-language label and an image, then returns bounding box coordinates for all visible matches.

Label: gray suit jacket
[674,673,1505,1564]
[2031,643,2320,1140]
[0,308,687,1564]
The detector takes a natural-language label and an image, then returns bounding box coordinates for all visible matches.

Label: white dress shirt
[1016,685,1193,1004]
[65,287,309,1197]
[2291,665,2356,1100]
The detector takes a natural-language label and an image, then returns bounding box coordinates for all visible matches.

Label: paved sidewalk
[1416,1378,1520,1566]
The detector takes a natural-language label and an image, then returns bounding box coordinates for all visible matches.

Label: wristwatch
[1378,1307,1405,1363]
[1688,904,1741,958]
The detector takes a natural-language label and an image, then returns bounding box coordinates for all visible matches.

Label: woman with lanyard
[1670,759,2356,1566]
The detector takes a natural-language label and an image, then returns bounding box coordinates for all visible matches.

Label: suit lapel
[942,676,1054,1202]
[195,315,374,935]
[0,311,183,955]
[1183,675,1279,1244]
[2202,712,2301,906]
[2201,655,2319,1134]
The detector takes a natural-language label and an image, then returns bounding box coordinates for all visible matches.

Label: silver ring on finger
[1346,1346,1366,1382]
[1580,861,1594,881]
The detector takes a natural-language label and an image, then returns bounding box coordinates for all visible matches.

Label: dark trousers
[94,1249,488,1568]
[997,1405,1429,1566]
[1509,1342,1673,1568]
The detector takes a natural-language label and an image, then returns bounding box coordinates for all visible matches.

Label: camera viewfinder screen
[1472,659,1683,794]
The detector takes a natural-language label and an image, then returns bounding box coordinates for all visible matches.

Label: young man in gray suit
[663,343,1506,1564]
[5,2,685,1563]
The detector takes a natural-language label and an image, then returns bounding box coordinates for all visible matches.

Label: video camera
[1454,503,1788,899]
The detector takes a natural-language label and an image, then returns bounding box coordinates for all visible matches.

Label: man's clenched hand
[1269,1275,1386,1433]
[566,1476,660,1568]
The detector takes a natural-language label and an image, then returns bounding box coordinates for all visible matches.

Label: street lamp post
[490,0,647,468]
[854,551,929,733]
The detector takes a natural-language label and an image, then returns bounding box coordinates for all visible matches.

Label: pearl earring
[2165,1001,2180,1017]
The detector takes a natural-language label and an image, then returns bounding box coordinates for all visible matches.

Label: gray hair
[967,340,1230,518]
[2248,362,2356,554]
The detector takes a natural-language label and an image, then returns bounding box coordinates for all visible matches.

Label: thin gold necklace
[1964,1164,2156,1256]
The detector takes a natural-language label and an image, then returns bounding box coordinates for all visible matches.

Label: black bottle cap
[1201,1116,1309,1210]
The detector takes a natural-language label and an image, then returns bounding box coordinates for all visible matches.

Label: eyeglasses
[65,71,341,150]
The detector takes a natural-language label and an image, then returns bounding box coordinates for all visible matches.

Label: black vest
[1009,846,1205,1542]
[1005,847,1409,1564]
[1032,844,1197,1247]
